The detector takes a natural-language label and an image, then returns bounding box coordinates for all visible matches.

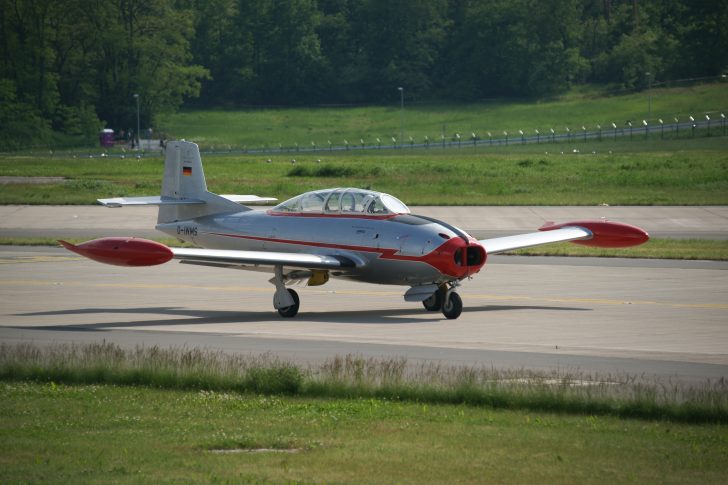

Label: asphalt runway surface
[2,245,726,384]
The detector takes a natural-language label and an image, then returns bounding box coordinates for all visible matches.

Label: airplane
[60,140,649,320]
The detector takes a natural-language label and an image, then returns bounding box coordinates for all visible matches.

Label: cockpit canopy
[273,188,410,215]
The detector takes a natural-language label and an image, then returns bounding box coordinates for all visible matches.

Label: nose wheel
[442,291,463,319]
[423,283,463,319]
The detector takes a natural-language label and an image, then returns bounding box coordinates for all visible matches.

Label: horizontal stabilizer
[98,196,204,207]
[220,194,278,204]
[99,194,276,208]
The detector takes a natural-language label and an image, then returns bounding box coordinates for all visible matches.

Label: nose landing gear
[422,283,463,319]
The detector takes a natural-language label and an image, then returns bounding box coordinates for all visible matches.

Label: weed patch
[2,342,726,424]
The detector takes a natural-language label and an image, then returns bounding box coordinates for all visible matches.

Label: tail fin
[161,140,208,201]
[97,140,276,224]
[157,141,246,223]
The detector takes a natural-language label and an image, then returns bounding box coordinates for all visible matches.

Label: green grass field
[2,137,727,205]
[3,84,727,206]
[2,343,727,483]
[155,83,728,150]
[3,382,727,484]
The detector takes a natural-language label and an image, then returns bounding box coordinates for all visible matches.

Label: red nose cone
[422,237,487,279]
[59,238,173,266]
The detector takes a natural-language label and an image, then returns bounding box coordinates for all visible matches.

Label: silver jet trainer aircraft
[61,140,649,319]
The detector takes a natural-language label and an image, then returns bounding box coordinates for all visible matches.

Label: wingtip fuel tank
[58,238,173,266]
[539,220,649,248]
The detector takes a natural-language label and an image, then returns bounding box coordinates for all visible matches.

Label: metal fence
[203,113,726,156]
[14,112,726,159]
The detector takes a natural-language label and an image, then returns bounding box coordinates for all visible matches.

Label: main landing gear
[272,265,300,318]
[422,283,463,320]
[277,288,300,317]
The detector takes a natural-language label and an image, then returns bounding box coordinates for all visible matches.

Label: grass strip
[506,238,728,261]
[0,237,196,248]
[2,137,728,205]
[1,342,726,424]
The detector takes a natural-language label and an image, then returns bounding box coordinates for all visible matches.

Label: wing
[171,247,358,271]
[479,220,649,255]
[479,227,592,254]
[59,237,359,271]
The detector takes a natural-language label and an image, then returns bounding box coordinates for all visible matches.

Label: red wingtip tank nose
[58,237,173,266]
[539,220,649,248]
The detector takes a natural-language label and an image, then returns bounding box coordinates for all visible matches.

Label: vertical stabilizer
[161,140,207,200]
[157,140,245,223]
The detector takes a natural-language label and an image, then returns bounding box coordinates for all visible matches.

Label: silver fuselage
[157,210,484,286]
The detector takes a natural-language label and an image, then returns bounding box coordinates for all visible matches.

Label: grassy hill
[2,83,727,206]
[156,83,728,150]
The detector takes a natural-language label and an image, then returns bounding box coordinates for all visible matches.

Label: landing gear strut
[422,285,446,312]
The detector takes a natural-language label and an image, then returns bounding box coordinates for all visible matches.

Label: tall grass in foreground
[1,342,726,423]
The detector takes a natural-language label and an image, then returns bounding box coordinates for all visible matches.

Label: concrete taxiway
[1,245,726,383]
[2,204,728,240]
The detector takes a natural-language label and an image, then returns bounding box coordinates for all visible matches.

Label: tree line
[1,0,726,149]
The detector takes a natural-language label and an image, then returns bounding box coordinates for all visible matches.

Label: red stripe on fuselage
[203,231,485,279]
[205,231,412,258]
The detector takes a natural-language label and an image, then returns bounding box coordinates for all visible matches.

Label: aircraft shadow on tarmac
[15,304,590,330]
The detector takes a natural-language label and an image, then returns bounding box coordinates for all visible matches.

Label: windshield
[273,188,410,215]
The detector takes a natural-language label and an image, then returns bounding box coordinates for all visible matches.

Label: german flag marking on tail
[182,166,192,176]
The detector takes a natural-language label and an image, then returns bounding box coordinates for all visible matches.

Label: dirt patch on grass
[0,176,67,184]
[207,448,302,454]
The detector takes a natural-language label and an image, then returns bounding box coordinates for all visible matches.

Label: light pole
[133,93,140,150]
[646,71,652,118]
[397,87,404,144]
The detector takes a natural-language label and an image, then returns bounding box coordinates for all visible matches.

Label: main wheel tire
[422,287,445,311]
[277,289,300,317]
[442,292,463,320]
